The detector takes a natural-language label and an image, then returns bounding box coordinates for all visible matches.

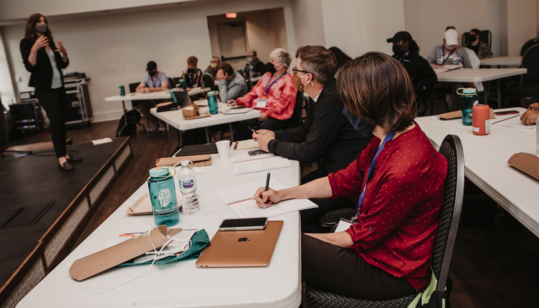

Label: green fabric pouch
[117,229,210,267]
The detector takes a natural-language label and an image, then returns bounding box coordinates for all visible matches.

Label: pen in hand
[248,126,259,134]
[263,172,270,209]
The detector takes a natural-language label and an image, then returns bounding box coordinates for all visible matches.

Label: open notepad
[215,179,318,218]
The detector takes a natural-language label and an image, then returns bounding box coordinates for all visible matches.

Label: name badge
[256,99,268,109]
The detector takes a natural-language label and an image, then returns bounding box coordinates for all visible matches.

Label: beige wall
[3,0,297,121]
[291,0,326,48]
[207,8,288,70]
[0,28,17,108]
[507,0,537,55]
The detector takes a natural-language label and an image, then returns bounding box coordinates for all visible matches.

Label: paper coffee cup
[199,107,209,116]
[216,140,231,159]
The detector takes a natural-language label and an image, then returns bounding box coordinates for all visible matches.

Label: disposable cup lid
[149,166,170,177]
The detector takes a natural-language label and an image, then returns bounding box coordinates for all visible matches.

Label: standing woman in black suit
[20,13,81,171]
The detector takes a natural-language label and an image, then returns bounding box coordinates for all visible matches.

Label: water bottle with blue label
[148,166,180,226]
[178,160,200,215]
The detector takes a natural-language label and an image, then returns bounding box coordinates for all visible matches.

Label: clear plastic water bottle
[148,167,180,227]
[178,160,200,215]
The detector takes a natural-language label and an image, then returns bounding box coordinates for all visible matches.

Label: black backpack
[116,109,141,137]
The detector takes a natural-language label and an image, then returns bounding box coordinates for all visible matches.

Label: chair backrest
[202,73,215,90]
[522,44,539,83]
[128,82,150,109]
[431,135,465,293]
[168,78,175,89]
[520,37,539,56]
[462,30,491,47]
[291,91,304,128]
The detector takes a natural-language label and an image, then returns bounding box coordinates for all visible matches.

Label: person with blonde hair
[230,48,297,140]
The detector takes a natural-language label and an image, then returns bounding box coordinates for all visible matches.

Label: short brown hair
[219,62,234,76]
[337,52,416,132]
[25,13,52,39]
[187,56,198,66]
[296,46,337,85]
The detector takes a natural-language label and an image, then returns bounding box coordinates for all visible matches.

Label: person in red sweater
[229,48,297,140]
[253,52,448,300]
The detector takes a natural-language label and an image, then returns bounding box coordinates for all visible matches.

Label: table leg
[118,100,130,136]
[170,129,183,157]
[497,80,502,109]
[484,83,489,105]
[229,123,235,143]
[205,127,211,143]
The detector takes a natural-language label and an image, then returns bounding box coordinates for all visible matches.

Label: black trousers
[234,117,293,141]
[36,88,68,158]
[302,234,416,300]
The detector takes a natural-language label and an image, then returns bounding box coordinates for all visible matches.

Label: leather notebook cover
[508,152,539,180]
[176,144,218,156]
[156,154,212,167]
[196,220,283,268]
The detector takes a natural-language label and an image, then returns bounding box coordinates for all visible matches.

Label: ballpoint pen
[263,172,270,209]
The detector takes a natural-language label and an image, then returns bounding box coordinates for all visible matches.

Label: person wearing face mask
[135,61,169,132]
[466,28,494,60]
[387,31,437,97]
[182,56,203,88]
[204,56,221,79]
[230,48,297,140]
[20,13,80,171]
[243,50,266,78]
[427,27,472,68]
[252,46,373,232]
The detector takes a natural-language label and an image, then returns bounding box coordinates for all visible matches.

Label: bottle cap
[463,88,476,94]
[149,166,170,177]
[181,160,190,167]
[207,91,217,96]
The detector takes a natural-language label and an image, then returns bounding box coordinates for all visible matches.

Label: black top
[20,37,69,90]
[392,53,437,96]
[244,59,266,77]
[467,43,480,55]
[268,80,373,175]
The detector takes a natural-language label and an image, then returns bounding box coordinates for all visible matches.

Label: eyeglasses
[292,67,310,74]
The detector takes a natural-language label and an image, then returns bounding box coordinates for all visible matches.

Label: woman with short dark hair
[20,13,80,171]
[253,52,448,300]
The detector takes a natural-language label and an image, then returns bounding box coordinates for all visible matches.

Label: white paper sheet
[235,139,260,151]
[334,219,353,233]
[493,116,535,130]
[220,107,254,114]
[214,179,318,218]
[232,157,292,175]
[230,151,274,163]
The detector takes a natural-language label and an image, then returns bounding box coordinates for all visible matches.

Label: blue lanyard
[356,131,395,218]
[398,51,410,63]
[264,72,286,96]
[441,47,456,65]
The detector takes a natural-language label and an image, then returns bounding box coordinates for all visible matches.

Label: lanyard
[264,72,286,96]
[355,131,395,219]
[398,51,410,63]
[441,47,456,65]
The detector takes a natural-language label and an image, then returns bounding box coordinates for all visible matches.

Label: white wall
[507,0,537,55]
[321,0,405,58]
[0,28,17,108]
[291,0,326,48]
[268,8,289,51]
[3,0,297,122]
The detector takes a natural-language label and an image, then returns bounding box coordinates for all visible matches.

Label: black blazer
[20,37,69,90]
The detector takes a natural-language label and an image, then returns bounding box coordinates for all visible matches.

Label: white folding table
[435,68,527,108]
[480,56,522,67]
[16,150,302,308]
[105,88,211,134]
[151,101,261,155]
[415,108,539,237]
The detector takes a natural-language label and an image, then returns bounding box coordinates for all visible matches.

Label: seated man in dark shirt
[467,28,494,60]
[243,50,266,78]
[253,46,373,232]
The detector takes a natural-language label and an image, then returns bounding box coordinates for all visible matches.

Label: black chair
[520,37,539,56]
[462,30,491,47]
[202,73,215,90]
[501,45,539,104]
[306,134,465,308]
[128,82,149,131]
[168,78,175,89]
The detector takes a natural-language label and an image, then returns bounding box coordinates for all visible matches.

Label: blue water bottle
[207,91,219,115]
[147,167,180,227]
[457,88,477,126]
[119,84,125,97]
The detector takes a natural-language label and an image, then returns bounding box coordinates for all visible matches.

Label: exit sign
[226,12,237,18]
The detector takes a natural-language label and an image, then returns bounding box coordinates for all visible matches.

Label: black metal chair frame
[306,135,465,308]
[501,44,539,105]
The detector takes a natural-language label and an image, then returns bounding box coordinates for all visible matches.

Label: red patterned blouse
[327,124,448,292]
[236,72,297,121]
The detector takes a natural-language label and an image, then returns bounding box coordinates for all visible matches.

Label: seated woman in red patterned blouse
[229,48,297,140]
[253,52,448,300]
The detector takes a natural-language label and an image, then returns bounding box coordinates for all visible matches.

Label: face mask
[35,23,48,34]
[210,63,218,68]
[292,73,310,92]
[187,68,195,73]
[266,64,276,75]
[392,44,403,55]
[247,57,253,62]
[148,70,157,77]
[469,34,477,42]
[274,63,284,72]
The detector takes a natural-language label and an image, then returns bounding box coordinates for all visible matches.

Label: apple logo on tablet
[238,237,249,242]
